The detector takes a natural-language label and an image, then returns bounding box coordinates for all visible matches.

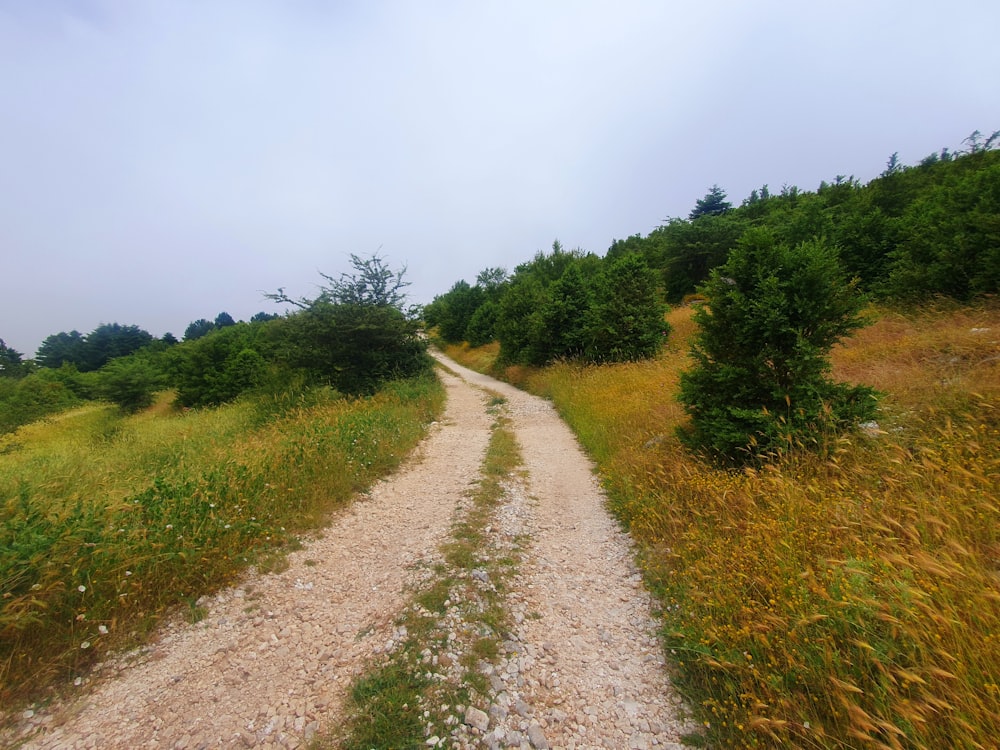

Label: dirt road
[5,353,695,749]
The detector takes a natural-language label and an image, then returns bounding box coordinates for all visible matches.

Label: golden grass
[448,301,1000,748]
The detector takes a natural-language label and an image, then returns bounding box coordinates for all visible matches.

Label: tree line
[425,130,997,462]
[0,255,431,433]
[609,129,1000,304]
[3,130,996,460]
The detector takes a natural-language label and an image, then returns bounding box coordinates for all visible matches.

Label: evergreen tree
[678,229,877,463]
[184,319,216,341]
[36,330,87,369]
[588,254,666,363]
[266,254,430,395]
[0,339,27,378]
[689,185,732,220]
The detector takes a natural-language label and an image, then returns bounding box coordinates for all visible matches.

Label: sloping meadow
[0,375,444,708]
[447,302,1000,749]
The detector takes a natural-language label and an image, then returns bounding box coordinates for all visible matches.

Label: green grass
[446,301,1000,749]
[0,374,444,711]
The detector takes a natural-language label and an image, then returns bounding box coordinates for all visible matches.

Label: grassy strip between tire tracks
[331,393,525,750]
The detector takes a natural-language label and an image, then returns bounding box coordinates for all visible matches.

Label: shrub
[98,357,163,413]
[678,229,877,463]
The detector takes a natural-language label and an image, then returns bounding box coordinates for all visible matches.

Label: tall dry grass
[0,375,444,708]
[446,302,1000,748]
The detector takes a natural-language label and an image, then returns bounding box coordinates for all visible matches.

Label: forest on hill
[426,130,1000,361]
[425,130,998,463]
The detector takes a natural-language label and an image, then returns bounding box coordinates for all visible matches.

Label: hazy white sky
[2,0,998,355]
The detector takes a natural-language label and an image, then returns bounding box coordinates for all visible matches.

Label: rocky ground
[3,353,698,749]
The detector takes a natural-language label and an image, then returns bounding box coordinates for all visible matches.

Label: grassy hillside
[446,301,1000,749]
[0,375,444,709]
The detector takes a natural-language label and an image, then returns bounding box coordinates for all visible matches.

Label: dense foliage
[609,131,1000,303]
[678,230,878,462]
[426,242,667,366]
[1,255,430,433]
[36,324,155,372]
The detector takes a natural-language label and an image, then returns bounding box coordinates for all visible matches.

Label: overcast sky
[2,1,998,355]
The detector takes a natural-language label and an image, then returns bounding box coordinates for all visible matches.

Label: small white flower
[125,570,132,576]
[80,641,91,649]
[98,625,108,634]
[224,524,231,529]
[77,585,86,593]
[165,524,173,530]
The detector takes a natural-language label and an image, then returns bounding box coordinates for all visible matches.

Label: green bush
[98,357,163,413]
[278,301,430,395]
[678,229,878,463]
[0,370,84,435]
[587,253,667,363]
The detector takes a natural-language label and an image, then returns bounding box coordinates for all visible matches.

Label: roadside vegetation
[445,300,1000,748]
[434,133,1000,748]
[1,255,440,709]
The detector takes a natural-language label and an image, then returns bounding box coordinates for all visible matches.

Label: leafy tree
[886,153,1000,298]
[433,280,484,343]
[267,254,430,395]
[465,300,499,347]
[689,185,732,220]
[495,273,547,365]
[476,267,508,297]
[184,319,216,341]
[678,229,877,464]
[214,312,237,328]
[161,332,179,346]
[277,302,427,395]
[538,262,594,361]
[660,214,747,302]
[280,252,413,310]
[250,311,280,323]
[170,323,271,407]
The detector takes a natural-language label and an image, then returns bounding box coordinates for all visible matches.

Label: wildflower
[98,625,108,635]
[165,524,173,530]
[125,570,132,576]
[77,585,86,593]
[80,641,91,649]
